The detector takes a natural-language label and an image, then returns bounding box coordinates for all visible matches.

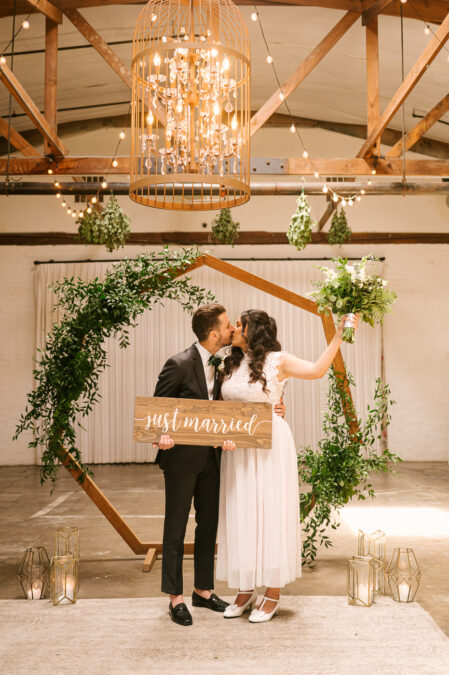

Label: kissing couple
[153,303,358,625]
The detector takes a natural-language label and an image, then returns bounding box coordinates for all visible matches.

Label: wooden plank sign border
[133,396,273,449]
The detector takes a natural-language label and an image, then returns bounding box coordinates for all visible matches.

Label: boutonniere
[217,361,225,373]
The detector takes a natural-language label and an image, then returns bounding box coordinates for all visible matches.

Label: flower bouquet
[309,256,397,343]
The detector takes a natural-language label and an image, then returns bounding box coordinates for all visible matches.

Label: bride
[217,309,358,623]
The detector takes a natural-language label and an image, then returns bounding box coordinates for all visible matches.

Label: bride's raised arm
[278,314,359,381]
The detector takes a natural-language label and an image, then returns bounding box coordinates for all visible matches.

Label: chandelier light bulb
[213,101,220,115]
[56,193,61,199]
[91,196,97,204]
[112,159,118,167]
[322,185,329,193]
[211,48,218,58]
[290,123,295,133]
[222,57,229,71]
[101,181,108,189]
[302,149,309,159]
[119,130,126,140]
[146,111,154,125]
[151,13,157,22]
[314,171,319,178]
[266,54,273,64]
[22,20,30,29]
[231,114,238,130]
[153,53,161,66]
[251,12,258,21]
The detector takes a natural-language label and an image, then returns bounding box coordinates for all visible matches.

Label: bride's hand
[222,440,236,452]
[337,313,359,337]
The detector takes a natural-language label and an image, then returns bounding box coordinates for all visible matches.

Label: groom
[153,303,234,626]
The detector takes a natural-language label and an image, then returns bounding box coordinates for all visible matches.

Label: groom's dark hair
[192,303,226,342]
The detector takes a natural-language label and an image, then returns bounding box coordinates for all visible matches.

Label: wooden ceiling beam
[0,62,68,157]
[250,11,359,136]
[44,17,58,156]
[362,0,394,25]
[357,12,449,158]
[317,200,337,231]
[0,118,41,156]
[1,1,448,25]
[365,16,381,155]
[2,156,449,175]
[23,0,62,24]
[386,93,449,158]
[63,8,166,126]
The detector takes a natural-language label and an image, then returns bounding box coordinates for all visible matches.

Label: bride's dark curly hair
[222,309,281,393]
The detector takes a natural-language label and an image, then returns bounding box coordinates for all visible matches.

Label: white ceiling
[0,4,448,145]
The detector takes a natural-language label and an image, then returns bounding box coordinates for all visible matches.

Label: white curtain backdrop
[35,259,381,464]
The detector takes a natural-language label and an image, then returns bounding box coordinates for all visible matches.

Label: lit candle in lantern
[398,582,410,602]
[27,581,42,599]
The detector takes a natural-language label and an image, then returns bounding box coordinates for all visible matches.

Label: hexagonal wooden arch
[58,253,357,565]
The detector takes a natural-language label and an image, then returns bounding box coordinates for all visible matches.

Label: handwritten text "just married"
[135,409,269,436]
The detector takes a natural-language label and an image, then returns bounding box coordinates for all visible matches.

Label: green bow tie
[208,354,223,369]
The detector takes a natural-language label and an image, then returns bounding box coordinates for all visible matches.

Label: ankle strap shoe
[248,596,280,623]
[224,590,258,618]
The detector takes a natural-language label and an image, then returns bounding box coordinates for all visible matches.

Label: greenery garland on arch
[14,248,214,485]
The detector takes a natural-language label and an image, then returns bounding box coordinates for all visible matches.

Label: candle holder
[386,548,421,603]
[51,554,78,605]
[347,555,375,607]
[18,546,50,599]
[55,527,79,559]
[358,529,386,595]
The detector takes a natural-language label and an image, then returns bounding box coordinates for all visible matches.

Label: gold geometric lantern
[18,546,50,599]
[55,527,80,560]
[51,554,78,605]
[386,548,421,603]
[358,529,386,595]
[347,555,376,607]
[130,0,251,210]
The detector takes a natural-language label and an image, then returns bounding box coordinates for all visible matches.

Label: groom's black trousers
[161,447,220,596]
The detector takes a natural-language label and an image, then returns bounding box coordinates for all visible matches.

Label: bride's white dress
[216,350,302,590]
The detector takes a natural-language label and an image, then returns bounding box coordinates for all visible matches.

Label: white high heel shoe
[248,596,280,623]
[223,590,258,618]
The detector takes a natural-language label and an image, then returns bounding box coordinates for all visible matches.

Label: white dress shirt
[195,341,216,400]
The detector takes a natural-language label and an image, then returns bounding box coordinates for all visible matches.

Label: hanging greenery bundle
[77,193,131,252]
[14,248,214,485]
[327,208,352,246]
[211,207,240,246]
[287,190,316,251]
[298,368,401,567]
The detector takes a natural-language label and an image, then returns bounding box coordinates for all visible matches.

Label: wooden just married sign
[133,396,273,449]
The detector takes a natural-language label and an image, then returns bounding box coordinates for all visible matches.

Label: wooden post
[44,17,58,157]
[143,548,157,573]
[366,17,381,156]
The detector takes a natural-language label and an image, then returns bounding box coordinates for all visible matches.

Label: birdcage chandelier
[130,0,251,210]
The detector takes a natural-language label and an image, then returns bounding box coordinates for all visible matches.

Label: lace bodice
[221,351,286,405]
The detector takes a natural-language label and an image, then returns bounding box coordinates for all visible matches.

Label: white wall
[1,126,448,464]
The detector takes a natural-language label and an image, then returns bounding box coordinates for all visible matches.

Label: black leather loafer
[169,602,193,626]
[192,591,230,612]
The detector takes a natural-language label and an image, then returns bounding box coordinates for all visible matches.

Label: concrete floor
[1,462,449,637]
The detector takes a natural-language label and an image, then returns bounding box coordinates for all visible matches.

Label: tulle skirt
[216,414,302,590]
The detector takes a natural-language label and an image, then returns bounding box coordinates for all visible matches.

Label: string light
[22,20,30,30]
[322,185,329,193]
[61,200,66,207]
[91,196,97,204]
[47,168,53,175]
[87,206,92,214]
[371,168,377,175]
[290,123,295,133]
[67,208,72,214]
[0,56,6,65]
[101,180,108,189]
[251,12,258,21]
[314,170,319,178]
[302,149,309,158]
[54,181,60,187]
[424,25,431,35]
[112,159,118,167]
[56,192,61,199]
[333,194,339,202]
[119,130,126,140]
[266,54,273,64]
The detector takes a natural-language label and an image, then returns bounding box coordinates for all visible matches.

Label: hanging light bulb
[22,20,30,30]
[71,211,77,218]
[153,53,161,66]
[101,180,108,189]
[371,168,376,175]
[266,54,273,64]
[87,206,92,214]
[251,12,258,21]
[146,111,154,125]
[341,198,347,206]
[67,208,72,214]
[348,198,353,206]
[279,91,285,101]
[61,200,66,207]
[231,114,238,130]
[322,185,329,193]
[119,130,126,140]
[91,196,97,204]
[314,170,319,178]
[400,0,407,4]
[151,13,157,22]
[54,181,60,187]
[222,57,230,71]
[112,159,118,167]
[56,192,61,199]
[424,25,431,35]
[0,56,6,65]
[333,193,338,202]
[290,123,295,133]
[47,168,53,175]
[302,149,309,158]
[356,195,361,202]
[367,179,372,185]
[361,188,366,195]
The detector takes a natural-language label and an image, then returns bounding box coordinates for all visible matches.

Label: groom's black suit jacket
[154,343,221,473]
